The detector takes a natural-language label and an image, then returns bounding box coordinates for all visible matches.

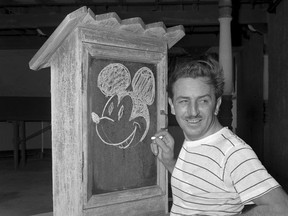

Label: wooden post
[13,121,19,169]
[20,121,26,168]
[218,0,233,129]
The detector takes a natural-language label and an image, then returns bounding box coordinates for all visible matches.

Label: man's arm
[241,187,288,215]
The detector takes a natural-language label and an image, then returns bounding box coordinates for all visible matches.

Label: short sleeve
[224,145,280,203]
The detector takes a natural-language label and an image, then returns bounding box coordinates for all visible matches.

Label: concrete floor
[0,157,53,216]
[1,154,287,216]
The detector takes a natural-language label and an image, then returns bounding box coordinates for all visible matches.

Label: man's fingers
[150,143,158,156]
[153,131,174,146]
[154,137,170,153]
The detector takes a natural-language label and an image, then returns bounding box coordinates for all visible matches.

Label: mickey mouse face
[91,63,155,149]
[92,94,146,149]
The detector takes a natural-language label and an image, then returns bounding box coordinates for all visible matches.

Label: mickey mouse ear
[132,67,155,105]
[98,63,131,96]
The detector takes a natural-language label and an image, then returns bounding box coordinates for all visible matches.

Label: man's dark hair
[167,53,225,100]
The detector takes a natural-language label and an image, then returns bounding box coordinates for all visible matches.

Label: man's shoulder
[214,127,249,154]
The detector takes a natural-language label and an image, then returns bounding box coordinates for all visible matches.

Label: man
[150,54,288,215]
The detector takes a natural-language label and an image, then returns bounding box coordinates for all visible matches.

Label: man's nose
[187,101,199,116]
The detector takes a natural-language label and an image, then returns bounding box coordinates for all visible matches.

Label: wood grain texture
[50,32,83,216]
[81,42,168,215]
[29,6,88,70]
[29,6,184,71]
[29,6,182,216]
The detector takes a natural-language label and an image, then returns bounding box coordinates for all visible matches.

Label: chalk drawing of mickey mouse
[91,63,155,149]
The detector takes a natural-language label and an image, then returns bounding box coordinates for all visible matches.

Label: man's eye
[179,100,188,104]
[199,99,208,104]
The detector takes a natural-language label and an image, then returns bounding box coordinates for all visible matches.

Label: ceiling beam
[0,0,273,7]
[0,1,218,8]
[0,5,267,30]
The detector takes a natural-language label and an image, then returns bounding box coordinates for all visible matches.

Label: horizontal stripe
[171,202,242,215]
[172,184,241,202]
[182,145,222,168]
[174,166,228,192]
[172,174,209,193]
[222,147,254,180]
[230,157,258,175]
[201,144,225,156]
[244,185,280,204]
[178,157,223,181]
[239,177,274,195]
[234,168,265,185]
[173,192,241,207]
[224,147,253,170]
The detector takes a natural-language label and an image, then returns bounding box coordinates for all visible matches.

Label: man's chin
[183,130,202,141]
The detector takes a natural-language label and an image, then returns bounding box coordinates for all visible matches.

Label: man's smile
[185,117,202,124]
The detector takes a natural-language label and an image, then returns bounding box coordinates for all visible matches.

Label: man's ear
[168,98,175,115]
[215,96,222,115]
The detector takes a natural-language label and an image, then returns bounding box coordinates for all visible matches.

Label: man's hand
[150,130,176,173]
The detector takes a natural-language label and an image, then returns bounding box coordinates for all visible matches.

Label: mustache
[185,115,202,119]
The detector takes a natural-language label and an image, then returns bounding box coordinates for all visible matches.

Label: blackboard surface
[88,57,158,194]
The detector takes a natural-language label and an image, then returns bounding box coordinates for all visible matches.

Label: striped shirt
[170,127,279,216]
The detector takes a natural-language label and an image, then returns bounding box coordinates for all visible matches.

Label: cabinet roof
[29,6,185,70]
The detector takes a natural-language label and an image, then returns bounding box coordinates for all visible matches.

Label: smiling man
[150,54,288,215]
[169,76,222,142]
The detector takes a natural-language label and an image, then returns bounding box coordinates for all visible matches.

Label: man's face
[169,77,222,141]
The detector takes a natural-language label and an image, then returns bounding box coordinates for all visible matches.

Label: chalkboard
[88,57,158,194]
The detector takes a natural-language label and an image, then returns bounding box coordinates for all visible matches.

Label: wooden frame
[29,7,184,216]
[81,31,168,215]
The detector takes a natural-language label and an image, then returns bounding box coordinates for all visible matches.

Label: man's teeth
[187,119,201,123]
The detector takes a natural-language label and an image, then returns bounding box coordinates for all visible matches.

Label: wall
[0,49,50,97]
[0,49,51,151]
[236,32,265,162]
[267,0,288,179]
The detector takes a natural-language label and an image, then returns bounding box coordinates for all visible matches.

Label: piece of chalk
[151,135,163,140]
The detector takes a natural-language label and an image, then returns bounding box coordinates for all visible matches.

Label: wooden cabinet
[30,6,184,216]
